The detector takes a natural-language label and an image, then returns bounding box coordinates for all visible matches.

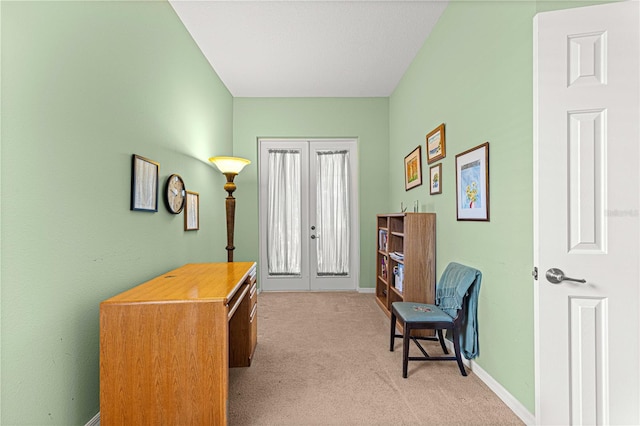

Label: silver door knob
[545,268,586,284]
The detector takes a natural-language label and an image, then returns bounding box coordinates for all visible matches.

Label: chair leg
[402,325,410,378]
[437,329,448,354]
[452,328,467,377]
[390,311,397,352]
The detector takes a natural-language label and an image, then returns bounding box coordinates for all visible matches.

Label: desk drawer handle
[250,303,257,321]
[250,283,257,298]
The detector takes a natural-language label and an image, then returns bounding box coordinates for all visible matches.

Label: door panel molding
[567,109,606,253]
[569,296,609,425]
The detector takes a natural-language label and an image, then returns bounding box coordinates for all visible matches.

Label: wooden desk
[100,262,257,425]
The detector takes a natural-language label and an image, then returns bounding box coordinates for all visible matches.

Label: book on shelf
[378,229,388,251]
[389,251,404,262]
[393,264,404,293]
[380,255,388,280]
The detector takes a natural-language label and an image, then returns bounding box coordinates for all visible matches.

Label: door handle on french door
[545,268,586,284]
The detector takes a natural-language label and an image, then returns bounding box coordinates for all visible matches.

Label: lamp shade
[208,156,251,174]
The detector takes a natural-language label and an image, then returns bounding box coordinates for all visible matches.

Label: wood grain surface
[100,262,257,425]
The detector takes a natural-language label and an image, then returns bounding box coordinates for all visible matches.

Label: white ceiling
[169,0,449,97]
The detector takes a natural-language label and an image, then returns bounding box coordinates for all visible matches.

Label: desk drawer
[249,280,257,310]
[248,276,258,362]
[249,297,257,360]
[227,281,250,321]
[229,272,258,367]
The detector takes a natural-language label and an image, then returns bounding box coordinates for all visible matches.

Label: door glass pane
[267,149,302,275]
[315,150,350,276]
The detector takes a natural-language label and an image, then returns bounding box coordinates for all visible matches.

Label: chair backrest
[435,262,482,320]
[436,262,483,360]
[452,289,473,325]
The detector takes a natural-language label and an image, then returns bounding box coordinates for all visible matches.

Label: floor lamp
[209,156,251,262]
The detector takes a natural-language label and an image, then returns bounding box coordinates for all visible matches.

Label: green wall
[387,0,615,414]
[232,98,390,289]
[1,1,233,423]
[389,0,537,412]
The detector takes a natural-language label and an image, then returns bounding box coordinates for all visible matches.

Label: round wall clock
[165,174,186,214]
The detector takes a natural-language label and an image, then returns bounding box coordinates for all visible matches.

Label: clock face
[165,174,186,214]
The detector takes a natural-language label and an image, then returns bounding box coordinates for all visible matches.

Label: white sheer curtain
[315,150,350,275]
[267,150,301,275]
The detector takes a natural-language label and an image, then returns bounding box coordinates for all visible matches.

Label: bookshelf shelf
[390,285,403,298]
[375,213,436,334]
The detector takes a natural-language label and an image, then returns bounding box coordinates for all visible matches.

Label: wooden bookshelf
[375,213,436,333]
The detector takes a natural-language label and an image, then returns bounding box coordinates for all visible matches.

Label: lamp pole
[223,172,237,262]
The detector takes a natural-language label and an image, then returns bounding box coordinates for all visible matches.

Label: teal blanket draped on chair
[435,262,482,359]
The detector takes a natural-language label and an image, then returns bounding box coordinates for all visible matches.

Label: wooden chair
[389,262,481,378]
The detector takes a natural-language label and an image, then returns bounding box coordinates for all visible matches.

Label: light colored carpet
[229,292,524,425]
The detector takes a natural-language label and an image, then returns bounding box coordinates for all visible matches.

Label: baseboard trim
[444,341,535,426]
[358,287,375,293]
[86,412,100,426]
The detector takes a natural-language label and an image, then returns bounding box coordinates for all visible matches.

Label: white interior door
[534,2,640,424]
[259,139,359,292]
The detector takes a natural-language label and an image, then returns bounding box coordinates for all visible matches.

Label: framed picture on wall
[404,146,423,191]
[184,191,199,231]
[426,123,446,164]
[130,154,159,212]
[455,142,489,221]
[429,163,442,195]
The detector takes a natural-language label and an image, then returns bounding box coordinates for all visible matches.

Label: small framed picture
[131,154,159,212]
[429,163,442,195]
[184,191,199,231]
[455,142,489,221]
[426,123,446,164]
[404,146,423,191]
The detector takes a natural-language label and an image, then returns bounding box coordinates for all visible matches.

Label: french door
[258,138,359,291]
